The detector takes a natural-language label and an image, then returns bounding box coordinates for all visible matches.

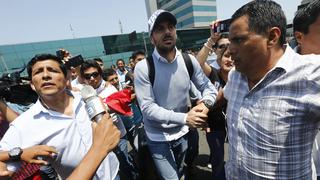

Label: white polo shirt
[0,91,119,180]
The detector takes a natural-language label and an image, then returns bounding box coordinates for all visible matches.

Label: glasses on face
[218,44,229,49]
[83,72,100,80]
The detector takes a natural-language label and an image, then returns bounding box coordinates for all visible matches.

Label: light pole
[0,53,9,74]
[142,32,148,56]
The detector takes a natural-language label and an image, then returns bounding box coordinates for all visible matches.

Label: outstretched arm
[196,21,221,77]
[0,100,18,123]
[0,145,57,164]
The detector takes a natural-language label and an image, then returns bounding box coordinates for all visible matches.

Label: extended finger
[39,145,58,154]
[0,171,10,177]
[29,159,48,165]
[194,112,208,118]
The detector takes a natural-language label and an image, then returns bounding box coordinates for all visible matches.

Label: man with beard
[134,10,217,179]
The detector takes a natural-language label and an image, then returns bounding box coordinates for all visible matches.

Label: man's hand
[0,161,13,179]
[91,113,120,155]
[186,107,208,128]
[193,102,210,115]
[21,145,57,165]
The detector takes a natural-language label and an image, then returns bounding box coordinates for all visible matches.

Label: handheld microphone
[81,85,106,122]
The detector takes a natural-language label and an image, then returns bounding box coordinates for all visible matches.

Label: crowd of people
[0,0,320,179]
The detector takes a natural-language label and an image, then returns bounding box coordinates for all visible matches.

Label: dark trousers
[206,131,226,180]
[185,129,199,167]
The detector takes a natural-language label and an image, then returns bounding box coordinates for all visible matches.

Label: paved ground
[189,130,212,179]
[186,129,228,179]
[126,129,228,180]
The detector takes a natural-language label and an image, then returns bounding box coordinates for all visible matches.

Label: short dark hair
[80,59,102,77]
[27,54,67,78]
[231,0,287,46]
[293,0,320,34]
[93,58,103,63]
[116,59,125,65]
[102,68,117,80]
[214,33,229,48]
[131,50,145,60]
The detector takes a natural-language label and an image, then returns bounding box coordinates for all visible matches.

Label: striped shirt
[224,46,320,179]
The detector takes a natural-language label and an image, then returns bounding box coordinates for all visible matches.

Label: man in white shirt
[80,60,138,179]
[0,54,119,179]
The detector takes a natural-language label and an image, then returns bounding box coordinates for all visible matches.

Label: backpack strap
[146,55,155,87]
[147,53,194,87]
[182,52,194,80]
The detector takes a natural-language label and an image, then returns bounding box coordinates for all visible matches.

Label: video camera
[0,68,37,105]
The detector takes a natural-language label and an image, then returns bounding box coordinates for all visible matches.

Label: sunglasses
[83,72,100,80]
[217,44,229,49]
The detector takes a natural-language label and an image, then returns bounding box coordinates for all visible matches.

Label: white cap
[148,9,177,36]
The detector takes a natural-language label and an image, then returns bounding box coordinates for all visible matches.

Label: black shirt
[207,66,227,131]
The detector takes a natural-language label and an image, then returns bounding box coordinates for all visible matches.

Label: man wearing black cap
[134,9,217,179]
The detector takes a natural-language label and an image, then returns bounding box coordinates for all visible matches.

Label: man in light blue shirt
[0,54,119,179]
[134,10,217,179]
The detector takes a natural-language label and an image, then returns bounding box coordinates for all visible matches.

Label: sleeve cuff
[183,113,188,124]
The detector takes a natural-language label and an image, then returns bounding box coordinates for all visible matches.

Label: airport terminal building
[0,28,211,76]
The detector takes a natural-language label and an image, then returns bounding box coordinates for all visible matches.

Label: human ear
[30,82,36,91]
[150,36,155,45]
[294,31,303,45]
[267,27,281,47]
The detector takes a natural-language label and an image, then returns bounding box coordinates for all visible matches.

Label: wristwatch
[8,147,23,161]
[203,99,214,110]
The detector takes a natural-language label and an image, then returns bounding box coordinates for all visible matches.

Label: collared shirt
[224,46,320,179]
[134,48,217,142]
[293,45,320,177]
[0,91,119,180]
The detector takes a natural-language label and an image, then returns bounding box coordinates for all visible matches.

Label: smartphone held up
[212,19,231,33]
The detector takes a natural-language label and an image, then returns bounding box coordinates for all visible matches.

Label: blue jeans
[114,136,138,180]
[146,134,188,180]
[206,131,226,180]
